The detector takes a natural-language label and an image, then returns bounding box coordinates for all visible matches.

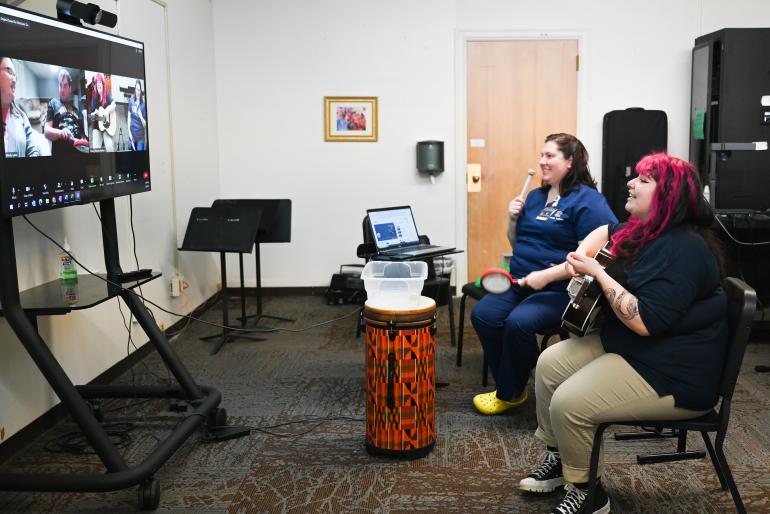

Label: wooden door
[467,40,578,280]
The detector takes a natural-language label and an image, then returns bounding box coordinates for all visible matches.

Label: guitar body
[91,106,117,137]
[561,242,615,337]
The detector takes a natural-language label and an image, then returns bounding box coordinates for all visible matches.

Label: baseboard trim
[225,286,329,297]
[226,285,458,297]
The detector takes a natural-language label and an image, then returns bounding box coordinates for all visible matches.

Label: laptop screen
[368,206,420,249]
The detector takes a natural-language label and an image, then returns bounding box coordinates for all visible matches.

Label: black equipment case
[602,108,668,221]
[325,264,365,305]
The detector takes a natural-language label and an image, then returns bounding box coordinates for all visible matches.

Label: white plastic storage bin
[361,260,428,309]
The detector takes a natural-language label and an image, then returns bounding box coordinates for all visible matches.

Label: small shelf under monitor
[1,272,160,316]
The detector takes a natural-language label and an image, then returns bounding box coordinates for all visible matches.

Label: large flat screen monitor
[0,4,150,218]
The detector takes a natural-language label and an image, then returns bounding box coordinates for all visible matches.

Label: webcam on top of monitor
[56,0,117,28]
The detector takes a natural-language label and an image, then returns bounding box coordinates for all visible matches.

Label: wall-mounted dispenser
[416,141,444,177]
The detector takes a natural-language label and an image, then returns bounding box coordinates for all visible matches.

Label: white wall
[212,0,770,288]
[0,0,221,442]
[212,0,457,287]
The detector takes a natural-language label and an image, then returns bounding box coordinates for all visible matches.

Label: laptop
[366,206,455,259]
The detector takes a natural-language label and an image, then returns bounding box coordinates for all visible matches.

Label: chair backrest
[718,277,757,408]
[362,216,374,244]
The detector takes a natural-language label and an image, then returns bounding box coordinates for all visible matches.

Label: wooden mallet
[519,168,536,198]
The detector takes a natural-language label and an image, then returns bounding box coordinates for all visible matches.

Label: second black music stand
[179,206,266,355]
[212,199,294,327]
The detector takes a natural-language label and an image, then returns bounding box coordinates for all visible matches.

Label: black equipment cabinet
[689,29,770,212]
[601,108,668,221]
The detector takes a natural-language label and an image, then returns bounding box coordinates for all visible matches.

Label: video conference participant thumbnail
[87,72,116,152]
[44,68,88,155]
[1,56,40,158]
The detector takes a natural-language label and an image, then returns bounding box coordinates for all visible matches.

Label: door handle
[467,163,481,192]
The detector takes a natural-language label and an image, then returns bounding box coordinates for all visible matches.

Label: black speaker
[689,29,770,211]
[416,141,444,174]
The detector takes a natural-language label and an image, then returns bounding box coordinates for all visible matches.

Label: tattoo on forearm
[603,287,617,305]
[564,262,570,274]
[614,291,639,321]
[623,298,640,320]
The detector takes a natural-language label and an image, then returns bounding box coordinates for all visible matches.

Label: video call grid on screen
[0,5,150,218]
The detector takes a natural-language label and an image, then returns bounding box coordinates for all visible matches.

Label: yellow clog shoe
[473,389,528,415]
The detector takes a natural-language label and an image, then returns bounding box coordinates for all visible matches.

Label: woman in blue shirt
[127,80,147,151]
[519,152,727,514]
[471,133,616,415]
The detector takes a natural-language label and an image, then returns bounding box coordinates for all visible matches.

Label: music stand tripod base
[200,327,267,356]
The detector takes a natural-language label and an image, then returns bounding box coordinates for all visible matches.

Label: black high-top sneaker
[551,482,610,514]
[519,450,565,493]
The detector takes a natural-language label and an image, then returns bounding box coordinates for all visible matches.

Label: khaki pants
[91,129,114,152]
[533,333,709,483]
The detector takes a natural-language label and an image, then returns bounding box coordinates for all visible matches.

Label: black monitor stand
[211,199,294,327]
[179,206,266,355]
[0,199,247,509]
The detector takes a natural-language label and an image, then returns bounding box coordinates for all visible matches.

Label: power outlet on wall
[170,274,183,297]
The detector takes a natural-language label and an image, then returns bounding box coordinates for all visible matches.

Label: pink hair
[94,73,107,107]
[610,152,702,259]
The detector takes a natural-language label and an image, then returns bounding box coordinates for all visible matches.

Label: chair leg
[677,429,688,452]
[456,294,467,367]
[586,424,607,514]
[355,307,364,338]
[635,428,704,465]
[713,431,747,514]
[447,289,456,348]
[701,431,728,490]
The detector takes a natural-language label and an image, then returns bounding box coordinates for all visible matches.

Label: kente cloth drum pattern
[365,305,436,456]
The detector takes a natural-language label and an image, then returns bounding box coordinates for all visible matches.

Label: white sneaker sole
[518,476,565,493]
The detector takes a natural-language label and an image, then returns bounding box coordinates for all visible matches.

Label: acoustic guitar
[89,106,117,137]
[561,242,615,336]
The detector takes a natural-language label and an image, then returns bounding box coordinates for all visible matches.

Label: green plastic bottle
[59,238,78,283]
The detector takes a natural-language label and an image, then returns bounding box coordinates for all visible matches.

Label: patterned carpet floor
[1,292,770,513]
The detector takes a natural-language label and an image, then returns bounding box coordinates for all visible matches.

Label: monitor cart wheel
[208,407,228,428]
[137,477,160,510]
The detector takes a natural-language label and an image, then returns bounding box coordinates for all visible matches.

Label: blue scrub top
[508,185,618,291]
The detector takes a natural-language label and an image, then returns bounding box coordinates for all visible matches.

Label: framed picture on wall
[324,96,378,142]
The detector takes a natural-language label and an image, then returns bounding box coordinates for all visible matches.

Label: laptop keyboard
[381,244,439,255]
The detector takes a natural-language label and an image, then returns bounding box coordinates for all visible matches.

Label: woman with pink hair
[88,72,116,151]
[519,153,726,514]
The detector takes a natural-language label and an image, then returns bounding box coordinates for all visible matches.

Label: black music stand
[212,199,294,327]
[179,206,266,355]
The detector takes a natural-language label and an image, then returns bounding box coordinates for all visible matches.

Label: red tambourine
[72,138,90,153]
[480,267,520,294]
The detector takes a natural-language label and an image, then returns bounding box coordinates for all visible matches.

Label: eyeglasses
[1,67,17,80]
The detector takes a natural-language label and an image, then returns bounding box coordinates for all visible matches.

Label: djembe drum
[364,296,436,458]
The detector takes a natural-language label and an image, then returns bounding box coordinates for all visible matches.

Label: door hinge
[576,54,580,72]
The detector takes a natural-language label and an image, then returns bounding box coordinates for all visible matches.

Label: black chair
[356,217,456,347]
[586,277,756,514]
[455,281,567,386]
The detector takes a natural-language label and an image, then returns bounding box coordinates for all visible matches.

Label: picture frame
[324,96,378,142]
